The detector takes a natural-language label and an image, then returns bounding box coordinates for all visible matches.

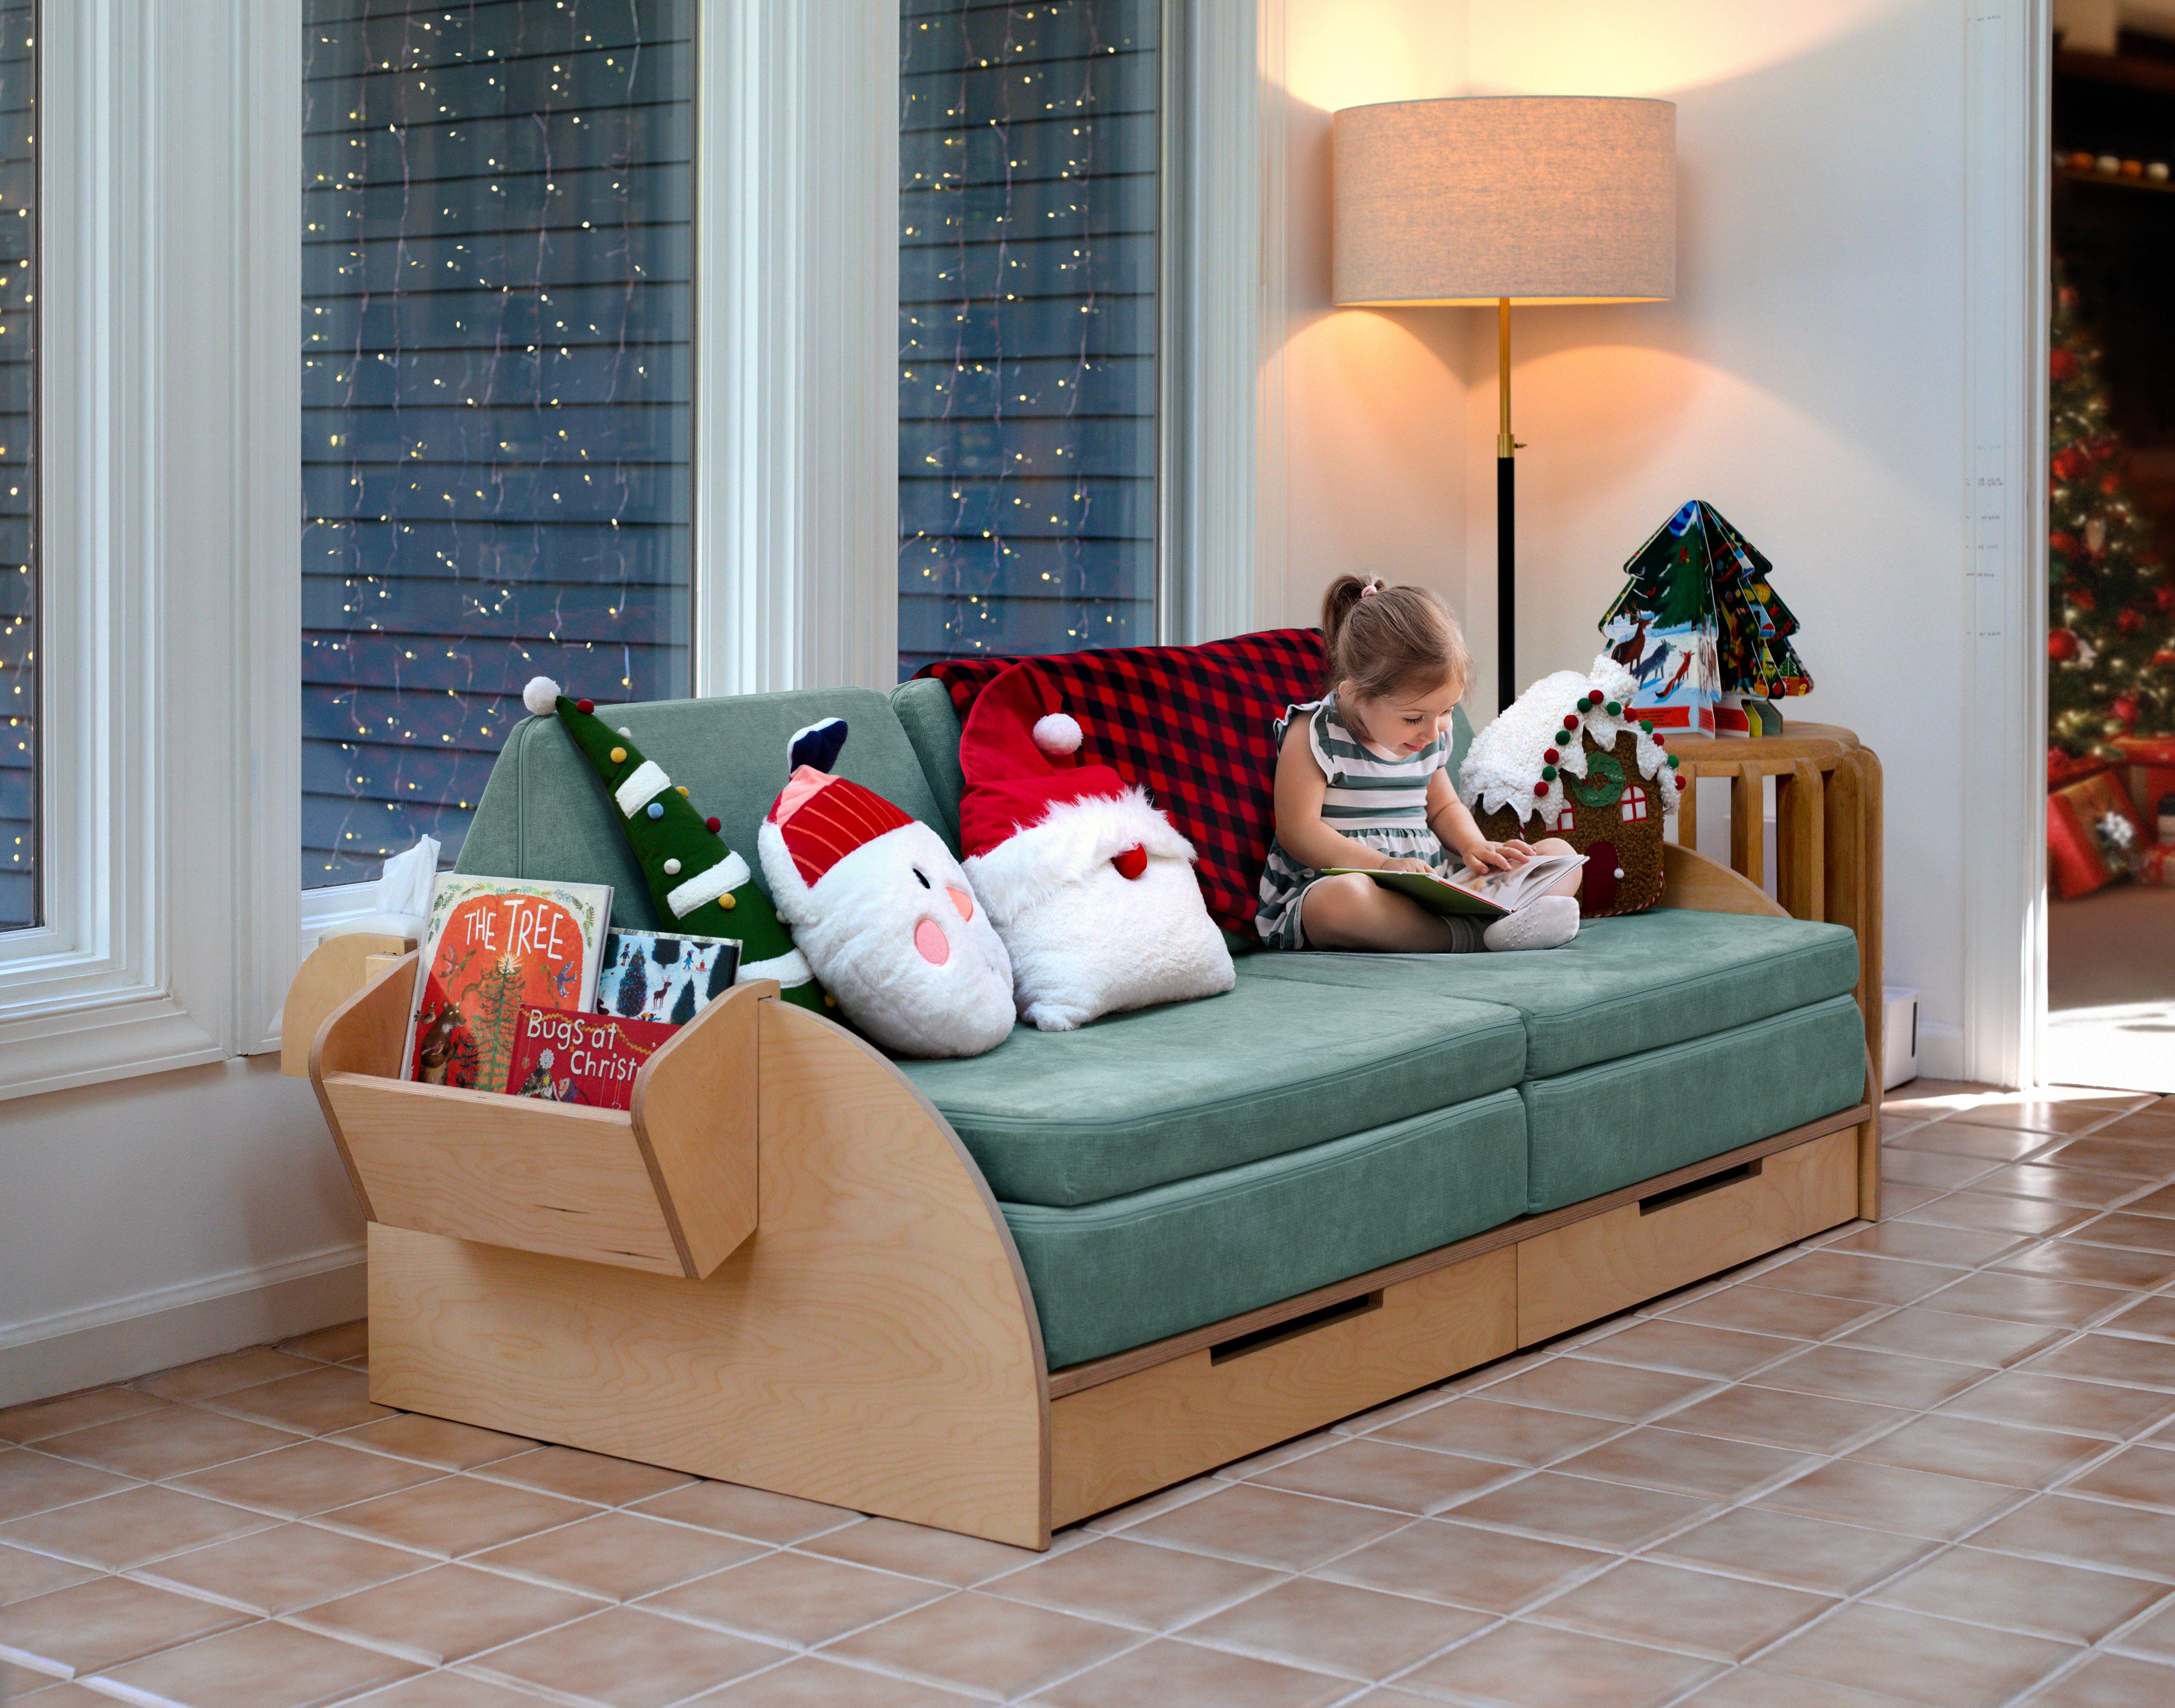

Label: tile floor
[7,1084,2175,1706]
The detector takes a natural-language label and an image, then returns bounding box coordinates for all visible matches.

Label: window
[0,2,32,931]
[1555,805,1577,833]
[1622,785,1648,822]
[302,0,694,887]
[898,0,1159,678]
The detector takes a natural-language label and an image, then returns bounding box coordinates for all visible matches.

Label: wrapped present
[2048,748,2109,791]
[2048,767,2144,898]
[2112,735,2175,836]
[2139,843,2175,887]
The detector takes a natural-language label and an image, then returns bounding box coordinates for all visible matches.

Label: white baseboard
[0,1243,366,1408]
[1917,1021,1970,1086]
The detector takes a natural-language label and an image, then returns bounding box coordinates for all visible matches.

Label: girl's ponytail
[1320,574,1386,660]
[1318,574,1470,704]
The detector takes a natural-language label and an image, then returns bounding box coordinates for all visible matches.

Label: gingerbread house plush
[1459,655,1685,917]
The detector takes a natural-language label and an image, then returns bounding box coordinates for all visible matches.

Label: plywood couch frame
[287,840,1878,1550]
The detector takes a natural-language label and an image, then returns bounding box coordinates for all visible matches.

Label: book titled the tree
[401,873,614,1087]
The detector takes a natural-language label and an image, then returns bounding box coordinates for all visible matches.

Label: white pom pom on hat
[522,676,561,717]
[1032,712,1083,756]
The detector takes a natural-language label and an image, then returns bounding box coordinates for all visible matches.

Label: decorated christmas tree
[1703,506,1812,699]
[2049,265,2175,756]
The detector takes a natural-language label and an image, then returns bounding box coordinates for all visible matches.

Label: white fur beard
[966,792,1234,1032]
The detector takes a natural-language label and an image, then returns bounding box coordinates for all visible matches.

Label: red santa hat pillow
[958,663,1232,1032]
[757,720,1015,1059]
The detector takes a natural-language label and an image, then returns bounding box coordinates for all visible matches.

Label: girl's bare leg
[1530,837,1587,899]
[1300,873,1467,951]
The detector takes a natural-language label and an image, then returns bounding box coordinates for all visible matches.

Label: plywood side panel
[368,999,1050,1548]
[328,1077,686,1275]
[630,980,771,1277]
[1516,1130,1859,1345]
[1048,1250,1516,1529]
[1661,842,1788,918]
[281,933,413,1077]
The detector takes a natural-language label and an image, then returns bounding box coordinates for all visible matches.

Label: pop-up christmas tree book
[1600,500,1812,736]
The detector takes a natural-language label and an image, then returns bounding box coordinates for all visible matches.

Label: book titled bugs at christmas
[593,930,742,1024]
[502,1007,678,1109]
[1323,852,1586,920]
[402,874,613,1089]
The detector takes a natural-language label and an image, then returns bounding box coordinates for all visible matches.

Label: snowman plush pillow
[756,721,1015,1059]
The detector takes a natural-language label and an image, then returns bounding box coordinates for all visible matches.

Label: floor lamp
[1332,96,1676,712]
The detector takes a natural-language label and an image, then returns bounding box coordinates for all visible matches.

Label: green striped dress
[1256,693,1473,949]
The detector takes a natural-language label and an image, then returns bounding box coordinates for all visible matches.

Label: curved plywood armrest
[281,932,415,1076]
[1661,842,1788,918]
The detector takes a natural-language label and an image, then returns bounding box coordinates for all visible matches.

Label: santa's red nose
[1113,844,1147,880]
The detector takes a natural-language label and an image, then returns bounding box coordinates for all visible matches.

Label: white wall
[1267,0,1972,1069]
[1264,1,1472,630]
[0,1060,364,1406]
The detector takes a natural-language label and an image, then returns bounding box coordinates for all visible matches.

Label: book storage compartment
[308,951,768,1279]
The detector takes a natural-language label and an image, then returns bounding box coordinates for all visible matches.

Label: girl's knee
[1534,837,1576,857]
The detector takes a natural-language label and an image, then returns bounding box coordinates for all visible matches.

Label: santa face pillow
[959,663,1234,1033]
[757,723,1015,1059]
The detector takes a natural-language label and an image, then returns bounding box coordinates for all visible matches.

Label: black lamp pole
[1495,297,1522,713]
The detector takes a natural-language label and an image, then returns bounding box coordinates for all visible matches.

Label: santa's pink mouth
[913,918,950,966]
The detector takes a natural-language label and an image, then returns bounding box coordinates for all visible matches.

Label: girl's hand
[1375,856,1435,874]
[1459,840,1533,874]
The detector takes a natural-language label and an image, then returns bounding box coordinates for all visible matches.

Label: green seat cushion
[1245,909,1860,1078]
[1006,1090,1527,1369]
[1523,993,1867,1213]
[896,957,1527,1207]
[456,688,946,927]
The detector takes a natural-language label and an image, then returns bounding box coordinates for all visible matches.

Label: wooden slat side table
[1664,723,1885,1083]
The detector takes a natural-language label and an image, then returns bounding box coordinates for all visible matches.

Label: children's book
[1323,853,1586,921]
[593,930,742,1025]
[503,1005,679,1111]
[402,874,613,1089]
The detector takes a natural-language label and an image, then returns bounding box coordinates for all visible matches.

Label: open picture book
[1323,851,1587,921]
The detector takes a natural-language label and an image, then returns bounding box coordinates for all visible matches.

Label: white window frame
[0,0,300,1097]
[0,0,1265,1092]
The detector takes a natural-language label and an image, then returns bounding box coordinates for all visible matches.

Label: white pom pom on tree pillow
[957,662,1233,1033]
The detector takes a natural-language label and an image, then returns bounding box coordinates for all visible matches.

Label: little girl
[1257,576,1584,954]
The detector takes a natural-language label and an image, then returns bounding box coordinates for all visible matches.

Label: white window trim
[0,0,301,1098]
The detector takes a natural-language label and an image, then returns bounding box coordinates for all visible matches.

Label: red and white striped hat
[765,767,914,887]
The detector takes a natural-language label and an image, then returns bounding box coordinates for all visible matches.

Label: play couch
[284,676,1880,1549]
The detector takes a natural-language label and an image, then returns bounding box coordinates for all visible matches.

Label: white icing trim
[738,948,812,987]
[1459,653,1678,824]
[614,759,672,818]
[666,852,749,918]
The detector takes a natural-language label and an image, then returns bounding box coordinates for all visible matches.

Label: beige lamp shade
[1333,96,1676,306]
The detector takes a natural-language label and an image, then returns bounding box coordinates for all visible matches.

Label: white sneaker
[1483,895,1581,953]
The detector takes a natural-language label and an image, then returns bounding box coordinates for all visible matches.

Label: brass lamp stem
[1495,297,1521,458]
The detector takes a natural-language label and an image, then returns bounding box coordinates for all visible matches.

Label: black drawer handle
[1640,1159,1761,1216]
[1211,1291,1383,1364]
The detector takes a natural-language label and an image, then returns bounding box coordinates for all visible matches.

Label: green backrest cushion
[456,687,947,928]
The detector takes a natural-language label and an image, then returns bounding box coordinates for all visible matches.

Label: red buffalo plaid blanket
[919,629,1329,937]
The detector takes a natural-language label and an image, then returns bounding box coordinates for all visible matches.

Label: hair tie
[1359,583,1379,599]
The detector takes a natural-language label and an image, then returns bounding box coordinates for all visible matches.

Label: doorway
[2043,21,2175,1094]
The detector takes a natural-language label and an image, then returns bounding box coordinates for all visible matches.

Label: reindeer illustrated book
[402,873,614,1089]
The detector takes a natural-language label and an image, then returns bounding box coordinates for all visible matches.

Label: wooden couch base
[299,842,1880,1551]
[365,1104,1870,1546]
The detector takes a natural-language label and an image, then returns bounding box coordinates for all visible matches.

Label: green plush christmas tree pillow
[521,677,825,1012]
